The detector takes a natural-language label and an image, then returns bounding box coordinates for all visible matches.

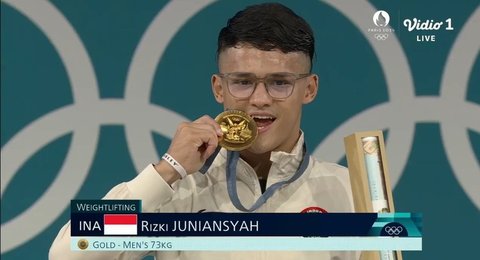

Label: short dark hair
[217,3,315,69]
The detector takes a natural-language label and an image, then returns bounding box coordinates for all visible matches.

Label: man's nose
[249,82,273,107]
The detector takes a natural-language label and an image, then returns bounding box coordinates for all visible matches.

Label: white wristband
[162,153,187,179]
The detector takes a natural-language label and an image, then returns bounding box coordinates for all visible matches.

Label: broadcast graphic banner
[70,200,422,238]
[69,200,422,250]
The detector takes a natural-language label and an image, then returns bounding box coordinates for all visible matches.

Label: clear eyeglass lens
[227,74,296,99]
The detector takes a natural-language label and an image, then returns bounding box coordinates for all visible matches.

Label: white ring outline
[316,1,479,209]
[316,0,416,189]
[124,0,215,171]
[1,0,100,253]
[0,0,212,253]
[439,6,480,209]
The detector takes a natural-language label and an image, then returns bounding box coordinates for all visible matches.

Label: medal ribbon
[200,144,309,212]
[226,143,309,212]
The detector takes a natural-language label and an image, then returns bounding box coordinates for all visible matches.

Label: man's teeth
[252,116,275,120]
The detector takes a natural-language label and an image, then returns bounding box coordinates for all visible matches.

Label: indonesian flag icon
[104,214,137,235]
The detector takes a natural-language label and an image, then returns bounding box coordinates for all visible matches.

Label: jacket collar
[268,132,305,180]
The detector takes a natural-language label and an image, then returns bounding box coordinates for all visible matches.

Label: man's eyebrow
[228,72,256,77]
[225,72,298,78]
[268,72,294,77]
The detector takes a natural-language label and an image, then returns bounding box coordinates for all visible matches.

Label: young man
[50,3,355,260]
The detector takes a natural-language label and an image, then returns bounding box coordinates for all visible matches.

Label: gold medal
[215,110,257,151]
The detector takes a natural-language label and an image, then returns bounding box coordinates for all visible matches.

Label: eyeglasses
[217,72,310,100]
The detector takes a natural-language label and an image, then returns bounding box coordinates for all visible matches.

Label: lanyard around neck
[199,144,310,212]
[226,143,309,212]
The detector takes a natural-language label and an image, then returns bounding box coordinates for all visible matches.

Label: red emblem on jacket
[301,206,328,213]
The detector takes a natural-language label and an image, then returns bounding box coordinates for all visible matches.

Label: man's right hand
[154,115,223,184]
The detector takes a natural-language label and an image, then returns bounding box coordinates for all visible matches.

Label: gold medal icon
[77,239,89,250]
[215,110,257,151]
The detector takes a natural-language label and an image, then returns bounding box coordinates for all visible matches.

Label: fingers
[175,122,219,151]
[161,115,224,176]
[189,123,219,142]
[177,123,219,149]
[193,115,223,136]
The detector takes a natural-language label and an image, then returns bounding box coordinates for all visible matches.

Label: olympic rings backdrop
[1,0,479,259]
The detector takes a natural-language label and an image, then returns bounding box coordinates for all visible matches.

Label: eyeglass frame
[216,72,311,100]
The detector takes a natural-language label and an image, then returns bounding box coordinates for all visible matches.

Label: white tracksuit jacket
[50,134,357,260]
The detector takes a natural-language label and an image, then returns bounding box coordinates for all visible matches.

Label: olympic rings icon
[384,226,404,236]
[374,33,389,40]
[380,222,408,237]
[1,0,479,255]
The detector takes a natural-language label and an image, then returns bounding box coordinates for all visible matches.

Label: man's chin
[245,140,276,154]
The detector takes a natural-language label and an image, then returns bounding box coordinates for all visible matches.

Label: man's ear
[303,74,318,104]
[211,74,224,103]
